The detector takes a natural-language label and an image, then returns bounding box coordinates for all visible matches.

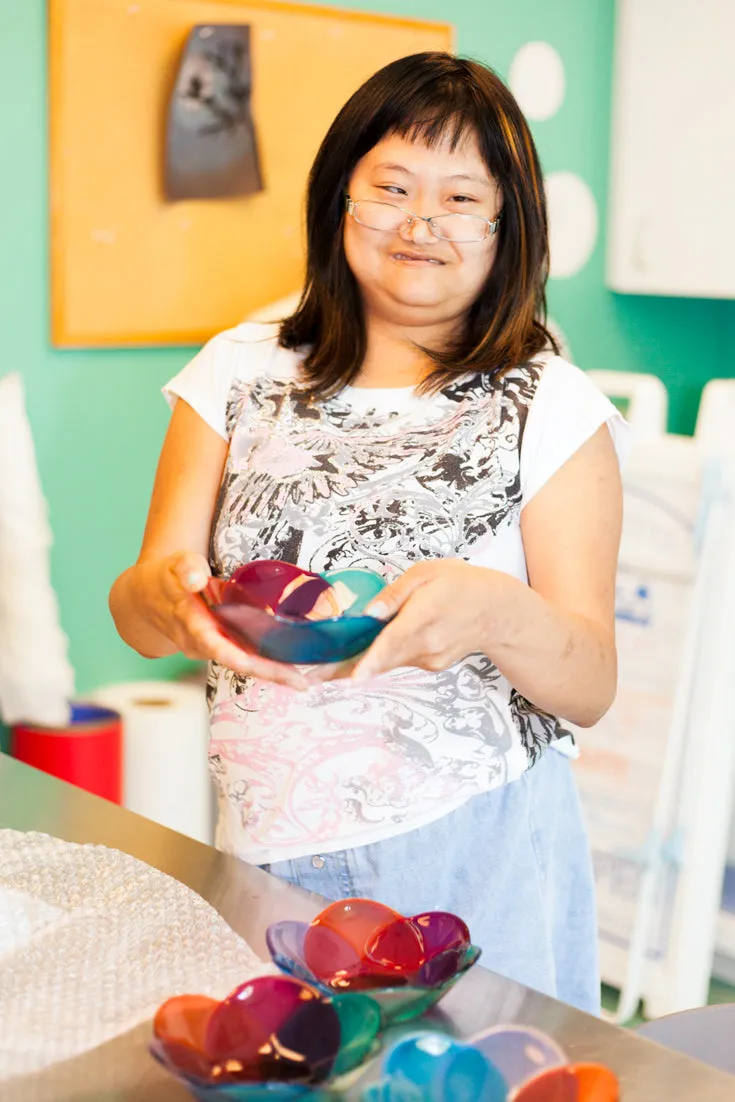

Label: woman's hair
[279,51,557,395]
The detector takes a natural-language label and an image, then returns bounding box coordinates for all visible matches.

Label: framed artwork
[48,0,453,347]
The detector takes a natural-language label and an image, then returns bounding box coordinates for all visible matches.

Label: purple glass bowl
[149,974,381,1101]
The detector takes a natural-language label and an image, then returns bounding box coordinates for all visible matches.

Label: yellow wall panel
[49,0,454,346]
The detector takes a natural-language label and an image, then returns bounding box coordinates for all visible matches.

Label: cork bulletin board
[49,0,454,347]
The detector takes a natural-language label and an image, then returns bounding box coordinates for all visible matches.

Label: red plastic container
[11,702,122,803]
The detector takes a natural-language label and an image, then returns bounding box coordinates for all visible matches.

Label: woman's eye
[379,185,407,196]
[450,195,475,204]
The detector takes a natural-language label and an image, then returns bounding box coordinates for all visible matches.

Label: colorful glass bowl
[266,899,481,1026]
[203,561,389,664]
[149,974,381,1101]
[362,1028,619,1102]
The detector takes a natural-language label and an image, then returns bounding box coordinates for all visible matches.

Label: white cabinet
[606,0,735,298]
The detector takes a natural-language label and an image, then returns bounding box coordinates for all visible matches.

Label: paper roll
[89,681,213,844]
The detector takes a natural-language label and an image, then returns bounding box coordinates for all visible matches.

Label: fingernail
[186,572,204,589]
[366,601,389,620]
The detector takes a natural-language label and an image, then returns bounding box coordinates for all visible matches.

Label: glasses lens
[352,200,408,232]
[430,215,490,242]
[349,201,491,242]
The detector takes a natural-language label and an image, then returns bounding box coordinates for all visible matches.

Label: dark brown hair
[279,52,557,395]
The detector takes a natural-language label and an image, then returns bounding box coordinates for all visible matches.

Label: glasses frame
[345,194,501,243]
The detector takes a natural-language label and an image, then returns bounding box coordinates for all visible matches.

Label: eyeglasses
[345,195,500,243]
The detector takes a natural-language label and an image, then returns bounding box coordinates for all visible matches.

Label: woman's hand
[122,551,310,692]
[312,559,495,684]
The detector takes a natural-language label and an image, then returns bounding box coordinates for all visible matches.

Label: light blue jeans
[262,748,600,1015]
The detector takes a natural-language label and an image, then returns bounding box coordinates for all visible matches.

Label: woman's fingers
[202,622,310,689]
[306,656,360,684]
[175,588,309,690]
[364,564,434,620]
[193,627,309,689]
[352,601,439,682]
[161,550,211,600]
[213,638,310,689]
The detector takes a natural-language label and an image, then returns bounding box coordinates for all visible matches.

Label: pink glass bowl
[149,974,381,1101]
[266,899,481,1026]
[362,1027,619,1102]
[203,561,389,664]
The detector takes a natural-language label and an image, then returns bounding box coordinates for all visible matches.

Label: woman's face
[343,129,502,333]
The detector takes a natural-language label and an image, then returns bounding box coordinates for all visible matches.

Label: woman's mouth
[390,251,445,265]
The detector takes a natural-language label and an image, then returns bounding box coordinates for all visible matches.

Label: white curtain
[0,373,73,727]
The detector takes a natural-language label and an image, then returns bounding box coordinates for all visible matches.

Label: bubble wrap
[0,830,272,1079]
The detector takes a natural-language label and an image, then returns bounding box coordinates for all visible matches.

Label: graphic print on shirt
[205,359,567,859]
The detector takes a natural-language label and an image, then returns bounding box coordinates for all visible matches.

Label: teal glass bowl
[203,561,388,664]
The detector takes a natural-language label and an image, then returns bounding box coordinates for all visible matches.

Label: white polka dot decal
[509,42,565,121]
[545,172,599,279]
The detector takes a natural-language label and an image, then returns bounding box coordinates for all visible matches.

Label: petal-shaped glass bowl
[266,911,481,1026]
[300,900,474,991]
[204,561,389,664]
[149,974,381,1101]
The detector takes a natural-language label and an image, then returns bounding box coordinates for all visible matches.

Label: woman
[110,52,627,1014]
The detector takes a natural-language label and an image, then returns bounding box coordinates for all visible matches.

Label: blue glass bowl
[362,1032,508,1102]
[359,1027,577,1102]
[203,561,388,664]
[361,1028,617,1102]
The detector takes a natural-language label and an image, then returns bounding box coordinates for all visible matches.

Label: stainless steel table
[1,754,732,1100]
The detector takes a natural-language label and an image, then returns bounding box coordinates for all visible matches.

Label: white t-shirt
[164,322,628,865]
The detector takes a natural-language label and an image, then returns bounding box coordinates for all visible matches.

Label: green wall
[1,0,733,697]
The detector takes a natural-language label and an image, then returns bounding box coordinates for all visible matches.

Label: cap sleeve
[162,333,238,441]
[520,356,630,507]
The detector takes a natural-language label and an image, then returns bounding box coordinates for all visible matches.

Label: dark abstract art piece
[165,24,263,201]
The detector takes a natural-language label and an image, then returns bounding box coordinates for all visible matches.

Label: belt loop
[336,848,356,898]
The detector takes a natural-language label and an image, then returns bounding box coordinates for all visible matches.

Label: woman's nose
[398,214,436,245]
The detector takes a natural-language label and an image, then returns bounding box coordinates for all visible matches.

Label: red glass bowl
[266,899,481,1026]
